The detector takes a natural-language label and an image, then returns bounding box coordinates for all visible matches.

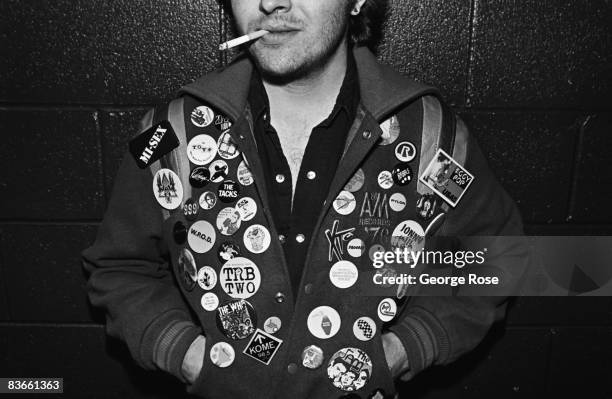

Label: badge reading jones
[216,299,257,340]
[243,329,283,366]
[327,347,373,392]
[419,149,474,207]
[129,120,179,169]
[219,257,261,299]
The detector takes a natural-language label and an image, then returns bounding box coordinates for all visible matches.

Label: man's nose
[260,0,291,15]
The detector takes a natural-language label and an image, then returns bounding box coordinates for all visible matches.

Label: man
[82,0,525,398]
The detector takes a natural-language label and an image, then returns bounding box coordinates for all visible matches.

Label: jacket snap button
[278,234,286,244]
[275,292,286,303]
[295,234,306,243]
[362,130,372,139]
[304,284,314,294]
[287,363,298,374]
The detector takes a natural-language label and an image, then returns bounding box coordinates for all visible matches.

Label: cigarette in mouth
[219,30,270,51]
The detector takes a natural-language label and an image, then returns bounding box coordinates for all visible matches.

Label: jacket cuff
[388,306,449,381]
[141,309,203,383]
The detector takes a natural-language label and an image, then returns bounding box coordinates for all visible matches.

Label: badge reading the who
[419,149,474,207]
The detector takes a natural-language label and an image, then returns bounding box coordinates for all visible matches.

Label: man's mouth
[256,23,300,44]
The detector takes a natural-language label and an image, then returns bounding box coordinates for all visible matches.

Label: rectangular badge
[419,148,474,207]
[243,329,283,366]
[128,120,179,169]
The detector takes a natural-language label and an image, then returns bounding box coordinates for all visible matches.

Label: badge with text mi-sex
[153,169,183,210]
[243,329,283,366]
[129,120,179,169]
[219,257,261,299]
[307,306,341,339]
[216,299,257,340]
[420,148,474,207]
[327,347,373,392]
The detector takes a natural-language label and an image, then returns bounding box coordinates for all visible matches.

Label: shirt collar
[248,49,360,129]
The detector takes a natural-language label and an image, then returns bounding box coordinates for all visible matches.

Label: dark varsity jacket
[82,46,526,399]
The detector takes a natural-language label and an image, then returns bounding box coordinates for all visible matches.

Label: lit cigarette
[219,30,269,51]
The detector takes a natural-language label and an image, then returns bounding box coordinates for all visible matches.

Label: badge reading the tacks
[307,306,341,339]
[243,329,283,366]
[333,191,357,215]
[187,134,217,166]
[327,347,373,392]
[177,248,197,292]
[217,130,241,160]
[216,299,257,340]
[191,105,215,128]
[218,180,240,203]
[243,225,271,254]
[129,120,179,169]
[419,148,474,207]
[219,257,261,299]
[153,169,183,210]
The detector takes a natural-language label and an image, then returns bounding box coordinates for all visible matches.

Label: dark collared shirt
[248,52,360,297]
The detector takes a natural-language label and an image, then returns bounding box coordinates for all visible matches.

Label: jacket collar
[178,46,439,122]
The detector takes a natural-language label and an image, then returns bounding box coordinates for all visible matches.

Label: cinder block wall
[1,1,610,398]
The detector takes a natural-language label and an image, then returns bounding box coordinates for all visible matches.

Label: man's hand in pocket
[182,335,206,385]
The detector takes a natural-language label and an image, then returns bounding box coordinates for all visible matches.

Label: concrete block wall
[1,1,611,397]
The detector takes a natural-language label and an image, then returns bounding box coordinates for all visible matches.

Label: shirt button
[362,130,372,140]
[304,284,314,294]
[287,363,298,374]
[275,292,286,303]
[295,234,306,243]
[278,234,286,244]
[275,174,286,183]
[306,171,316,180]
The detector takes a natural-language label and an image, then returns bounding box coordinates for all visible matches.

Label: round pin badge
[214,114,233,131]
[327,347,373,392]
[209,159,229,183]
[329,260,359,289]
[333,191,357,216]
[218,241,241,263]
[216,207,242,236]
[264,316,282,334]
[416,193,440,221]
[216,299,257,340]
[187,134,217,166]
[191,105,215,128]
[347,238,366,258]
[307,306,341,339]
[201,292,219,311]
[395,141,417,163]
[379,115,400,146]
[391,220,425,253]
[188,220,216,254]
[235,197,257,221]
[392,163,413,186]
[368,244,386,264]
[353,317,377,341]
[197,266,217,291]
[217,130,240,160]
[153,168,183,210]
[182,198,199,221]
[210,342,235,368]
[243,224,271,254]
[218,180,240,203]
[344,169,365,192]
[389,193,407,212]
[189,166,211,188]
[199,191,217,210]
[173,221,187,245]
[301,345,324,370]
[237,160,254,186]
[177,248,197,292]
[377,298,397,322]
[377,171,394,190]
[219,257,261,299]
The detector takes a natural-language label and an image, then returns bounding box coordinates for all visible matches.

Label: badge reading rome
[129,120,179,169]
[419,149,475,207]
[243,329,283,365]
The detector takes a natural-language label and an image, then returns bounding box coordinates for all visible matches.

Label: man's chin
[253,56,309,84]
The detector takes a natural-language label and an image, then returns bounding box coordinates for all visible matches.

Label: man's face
[230,0,353,79]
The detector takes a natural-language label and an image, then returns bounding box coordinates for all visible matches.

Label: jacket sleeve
[82,111,202,383]
[388,119,528,381]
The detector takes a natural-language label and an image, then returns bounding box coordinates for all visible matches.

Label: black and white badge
[416,193,440,221]
[189,166,211,188]
[243,329,283,366]
[394,141,416,163]
[177,248,197,292]
[183,198,199,221]
[197,266,217,291]
[379,115,400,146]
[219,257,261,299]
[391,163,413,186]
[217,130,241,160]
[218,241,241,263]
[209,160,229,183]
[218,180,240,203]
[327,347,373,392]
[216,299,257,340]
[199,191,217,210]
[187,134,217,166]
[191,105,215,128]
[153,168,183,210]
[129,120,179,169]
[419,149,474,207]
